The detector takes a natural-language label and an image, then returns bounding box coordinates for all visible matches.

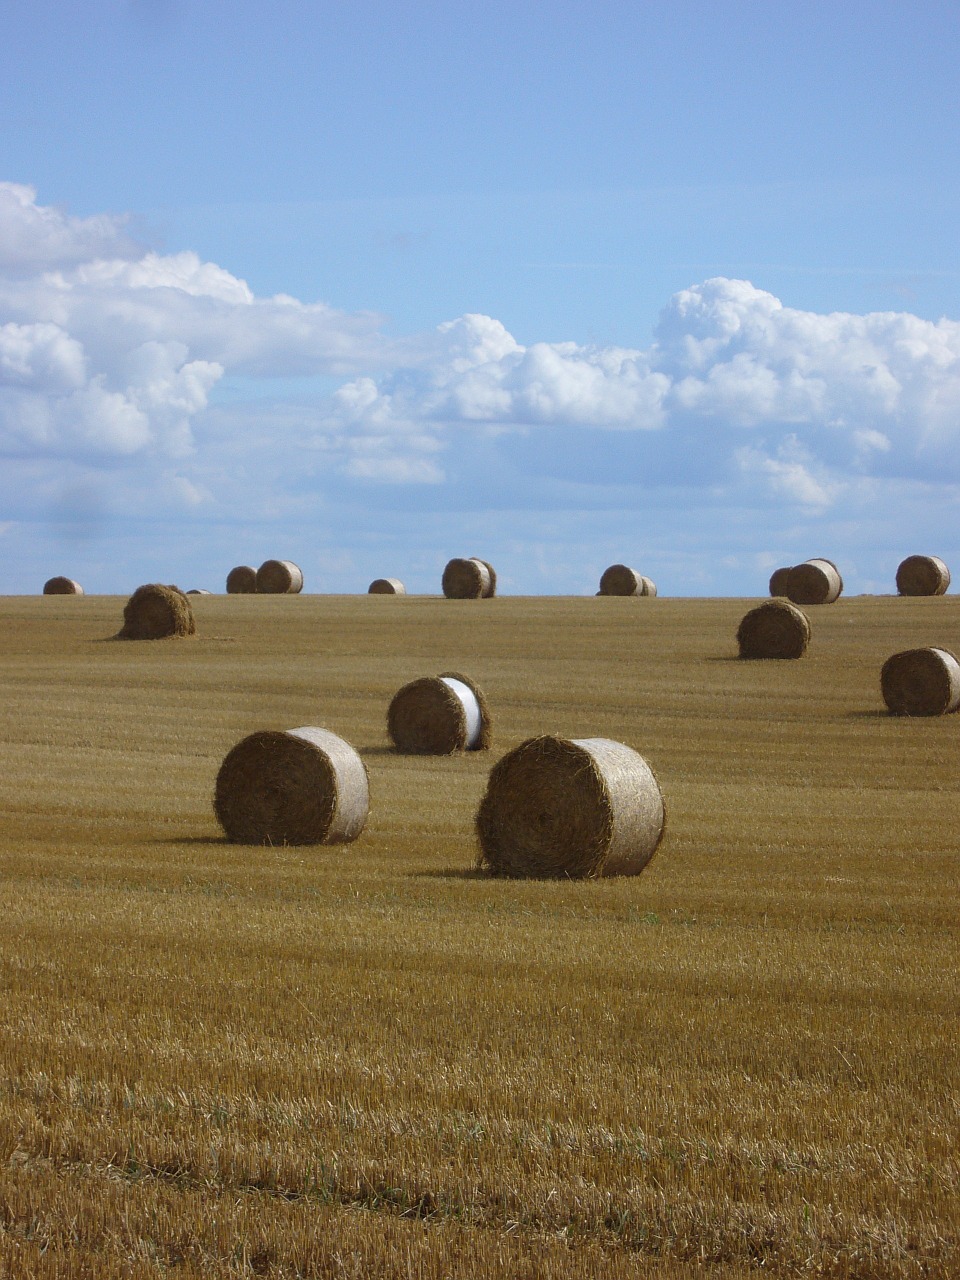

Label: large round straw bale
[226,565,257,594]
[387,671,492,754]
[476,735,665,879]
[880,647,960,716]
[599,564,642,596]
[256,559,304,594]
[785,558,843,605]
[43,576,83,595]
[896,555,951,597]
[768,566,792,596]
[214,726,369,845]
[442,557,491,599]
[639,576,657,597]
[368,578,406,595]
[737,599,810,659]
[117,584,196,640]
[477,559,497,597]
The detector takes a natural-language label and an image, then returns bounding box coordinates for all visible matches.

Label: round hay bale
[896,555,951,597]
[117,584,196,640]
[214,726,369,845]
[43,576,83,596]
[599,564,642,596]
[256,559,304,594]
[785,558,843,605]
[186,589,211,595]
[880,647,960,716]
[442,557,491,599]
[477,559,497,597]
[476,735,665,879]
[737,599,810,659]
[768,566,793,596]
[226,565,257,594]
[639,576,657,597]
[368,578,406,595]
[387,672,492,754]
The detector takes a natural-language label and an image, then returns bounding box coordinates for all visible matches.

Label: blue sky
[1,1,959,595]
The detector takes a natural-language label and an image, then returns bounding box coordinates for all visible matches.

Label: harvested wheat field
[0,592,957,1279]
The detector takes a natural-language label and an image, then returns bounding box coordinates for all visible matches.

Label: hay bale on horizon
[599,564,642,596]
[116,584,195,640]
[639,576,657,597]
[896,555,951,597]
[226,565,257,594]
[214,726,369,845]
[43,576,83,596]
[387,672,492,754]
[737,599,811,659]
[186,589,211,595]
[442,557,494,599]
[368,578,406,595]
[476,735,664,879]
[256,559,304,594]
[784,558,843,605]
[768,567,793,596]
[880,647,960,716]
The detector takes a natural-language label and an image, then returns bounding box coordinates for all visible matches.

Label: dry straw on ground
[880,647,960,716]
[768,567,793,596]
[116,584,196,641]
[476,734,664,878]
[214,726,369,844]
[256,560,304,594]
[42,576,83,595]
[388,672,492,754]
[896,555,951,596]
[226,565,257,594]
[442,557,495,599]
[737,599,811,659]
[368,578,406,595]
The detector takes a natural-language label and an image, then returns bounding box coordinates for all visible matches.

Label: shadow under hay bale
[116,584,196,640]
[442,557,494,599]
[368,578,406,595]
[476,734,664,879]
[226,565,257,594]
[880,647,960,716]
[896,555,951,597]
[784,558,843,605]
[214,726,369,845]
[768,567,793,596]
[387,672,492,754]
[43,576,83,596]
[256,559,304,594]
[737,599,811,659]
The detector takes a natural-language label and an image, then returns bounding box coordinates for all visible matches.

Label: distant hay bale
[639,576,657,597]
[368,578,406,595]
[43,576,83,596]
[476,735,665,879]
[784,558,843,605]
[387,672,492,754]
[737,599,811,659]
[880,647,960,716]
[599,564,642,596]
[226,565,257,594]
[186,589,211,595]
[117,584,196,640]
[256,559,304,594]
[214,726,369,845]
[442,557,493,599]
[477,559,497,597]
[768,567,793,596]
[896,555,951,597]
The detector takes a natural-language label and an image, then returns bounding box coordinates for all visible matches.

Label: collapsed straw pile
[116,584,196,640]
[387,672,492,754]
[214,726,369,844]
[476,734,664,879]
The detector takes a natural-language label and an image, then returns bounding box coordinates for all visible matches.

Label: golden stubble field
[0,591,957,1279]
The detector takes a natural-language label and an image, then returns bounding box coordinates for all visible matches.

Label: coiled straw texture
[256,560,304,594]
[737,599,811,659]
[880,647,960,716]
[116,584,196,640]
[896,556,951,597]
[387,671,491,754]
